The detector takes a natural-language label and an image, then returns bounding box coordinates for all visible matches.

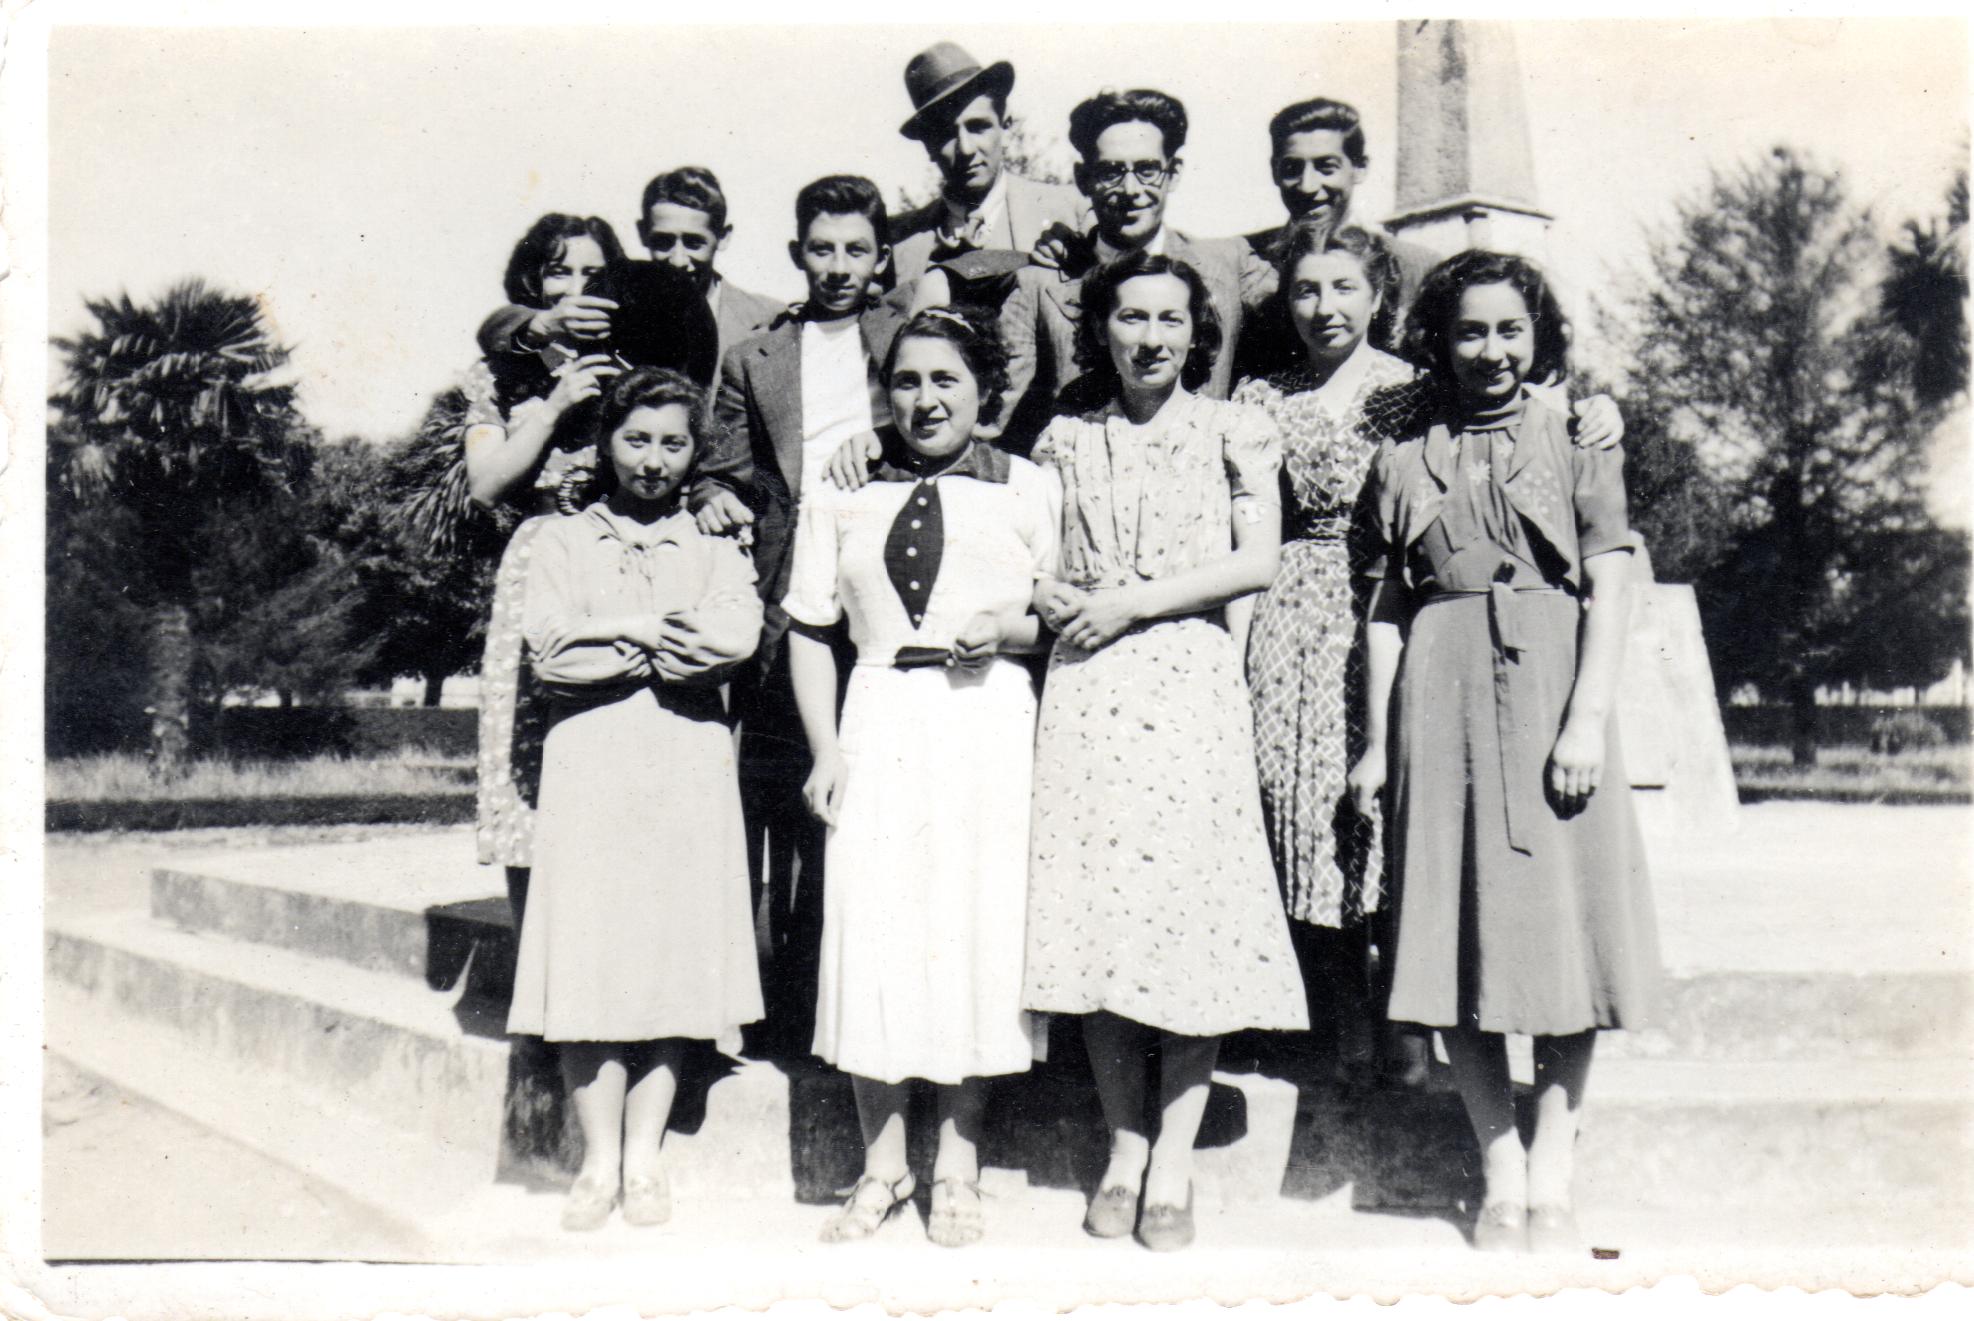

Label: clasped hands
[1036,580,1142,652]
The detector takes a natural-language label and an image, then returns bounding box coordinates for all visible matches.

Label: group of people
[444,39,1661,1256]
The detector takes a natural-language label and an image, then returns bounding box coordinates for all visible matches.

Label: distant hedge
[208,706,479,760]
[46,792,474,833]
[1722,704,1969,748]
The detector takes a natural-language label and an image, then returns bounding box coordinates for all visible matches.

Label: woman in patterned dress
[1232,223,1430,1067]
[1350,251,1660,1254]
[462,215,632,918]
[1024,251,1308,1252]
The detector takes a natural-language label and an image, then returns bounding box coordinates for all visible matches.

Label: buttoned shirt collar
[871,437,1011,485]
[940,172,1009,243]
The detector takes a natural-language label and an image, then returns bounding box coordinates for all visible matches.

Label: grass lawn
[47,751,473,802]
[1730,742,1970,800]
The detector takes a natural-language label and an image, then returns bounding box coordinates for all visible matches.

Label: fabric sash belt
[1418,581,1572,855]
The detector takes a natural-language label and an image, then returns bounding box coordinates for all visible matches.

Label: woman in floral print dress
[1232,224,1429,1062]
[1024,251,1307,1253]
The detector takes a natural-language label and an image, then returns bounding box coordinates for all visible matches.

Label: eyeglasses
[1087,159,1172,189]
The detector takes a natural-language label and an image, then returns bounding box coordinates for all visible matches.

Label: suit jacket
[697,301,909,653]
[712,278,787,368]
[475,260,721,388]
[889,173,1089,288]
[994,228,1248,453]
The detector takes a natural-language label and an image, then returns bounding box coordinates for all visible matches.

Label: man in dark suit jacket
[995,88,1247,451]
[1233,97,1439,382]
[638,165,787,365]
[689,176,905,1054]
[886,41,1088,290]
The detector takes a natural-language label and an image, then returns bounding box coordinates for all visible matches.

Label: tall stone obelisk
[1386,19,1741,838]
[1386,20,1553,261]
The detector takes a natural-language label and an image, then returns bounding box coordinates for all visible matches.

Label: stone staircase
[42,811,1974,1261]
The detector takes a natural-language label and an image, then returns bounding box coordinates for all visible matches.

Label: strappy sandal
[819,1171,916,1243]
[927,1177,987,1248]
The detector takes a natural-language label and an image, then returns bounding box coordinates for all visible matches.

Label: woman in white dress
[784,308,1059,1248]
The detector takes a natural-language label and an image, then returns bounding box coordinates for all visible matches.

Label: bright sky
[47,15,1967,452]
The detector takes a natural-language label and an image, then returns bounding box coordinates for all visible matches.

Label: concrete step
[150,855,1972,1064]
[45,908,797,1209]
[46,899,1969,1229]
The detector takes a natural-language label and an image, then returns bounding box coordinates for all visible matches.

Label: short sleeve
[1222,401,1284,507]
[461,359,504,430]
[1353,442,1399,583]
[1016,460,1064,582]
[1029,415,1068,471]
[780,489,845,629]
[1573,442,1638,560]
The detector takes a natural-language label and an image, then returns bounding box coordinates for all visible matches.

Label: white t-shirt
[799,318,875,494]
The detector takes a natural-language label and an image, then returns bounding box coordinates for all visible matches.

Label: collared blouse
[1037,390,1283,592]
[1365,392,1637,596]
[522,502,763,692]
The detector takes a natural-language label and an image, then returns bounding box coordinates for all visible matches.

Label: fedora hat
[900,41,1015,142]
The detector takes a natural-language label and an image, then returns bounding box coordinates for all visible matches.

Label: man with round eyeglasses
[993,87,1247,452]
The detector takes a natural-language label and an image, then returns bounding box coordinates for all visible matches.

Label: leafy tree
[1876,170,1968,411]
[1603,148,1968,763]
[313,430,496,707]
[49,281,312,771]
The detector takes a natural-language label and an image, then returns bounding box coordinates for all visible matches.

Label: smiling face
[928,92,1008,203]
[640,202,724,294]
[790,211,888,318]
[1272,128,1361,228]
[1287,248,1379,365]
[1080,120,1176,250]
[539,235,608,303]
[1448,281,1537,406]
[1104,272,1194,396]
[888,335,981,460]
[606,402,696,505]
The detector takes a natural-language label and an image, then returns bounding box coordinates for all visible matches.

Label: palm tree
[1879,171,1968,411]
[50,280,311,772]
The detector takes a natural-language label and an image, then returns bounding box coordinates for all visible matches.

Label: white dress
[782,444,1060,1084]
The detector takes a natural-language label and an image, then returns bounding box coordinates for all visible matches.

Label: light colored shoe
[819,1171,915,1244]
[1135,1183,1195,1252]
[927,1177,985,1248]
[560,1174,617,1232]
[623,1167,672,1227]
[1083,1183,1139,1239]
[1472,1199,1529,1253]
[1526,1203,1580,1255]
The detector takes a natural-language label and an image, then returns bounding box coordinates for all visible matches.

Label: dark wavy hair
[794,174,890,247]
[1068,88,1188,161]
[588,367,708,500]
[1400,249,1571,395]
[1267,97,1369,167]
[1073,251,1222,394]
[1275,219,1402,353]
[882,306,1012,426]
[640,165,729,234]
[502,213,629,309]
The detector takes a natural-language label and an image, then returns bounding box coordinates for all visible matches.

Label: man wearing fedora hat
[888,41,1087,290]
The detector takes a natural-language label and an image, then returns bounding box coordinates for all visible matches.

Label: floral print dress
[1021,391,1309,1036]
[1233,348,1431,927]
